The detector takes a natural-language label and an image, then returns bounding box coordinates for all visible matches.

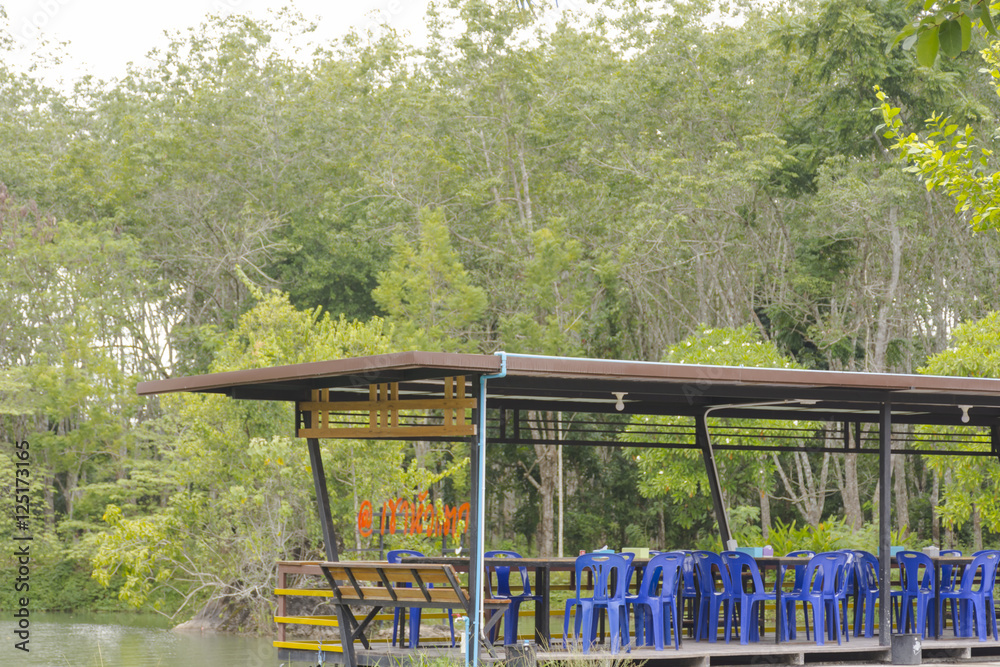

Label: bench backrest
[319,561,471,611]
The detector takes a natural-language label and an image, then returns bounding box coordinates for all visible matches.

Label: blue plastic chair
[676,550,698,638]
[779,551,848,645]
[692,551,735,643]
[775,550,814,640]
[850,550,880,637]
[563,553,631,654]
[387,549,455,648]
[626,552,683,650]
[896,551,935,638]
[940,550,1000,641]
[485,550,542,645]
[722,551,776,644]
[828,551,855,644]
[618,551,637,595]
[937,549,963,634]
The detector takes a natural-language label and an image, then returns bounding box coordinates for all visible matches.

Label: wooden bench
[276,560,509,666]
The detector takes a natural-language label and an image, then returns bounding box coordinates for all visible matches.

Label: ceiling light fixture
[959,405,972,423]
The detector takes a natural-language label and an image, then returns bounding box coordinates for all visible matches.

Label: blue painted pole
[471,352,507,667]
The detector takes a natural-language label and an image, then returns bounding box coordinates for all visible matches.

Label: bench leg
[482,608,507,658]
[335,605,358,667]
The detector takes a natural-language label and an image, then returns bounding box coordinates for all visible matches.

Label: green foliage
[499,223,596,356]
[919,310,1000,377]
[917,312,1000,533]
[622,326,802,533]
[90,287,468,625]
[877,85,1000,231]
[373,208,487,352]
[893,0,986,65]
[2,0,1000,623]
[764,517,876,553]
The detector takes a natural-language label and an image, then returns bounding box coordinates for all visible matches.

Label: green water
[0,611,279,666]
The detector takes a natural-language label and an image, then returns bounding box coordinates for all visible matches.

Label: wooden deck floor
[277,635,1000,666]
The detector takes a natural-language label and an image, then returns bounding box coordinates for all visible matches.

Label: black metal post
[468,391,483,667]
[379,507,385,560]
[308,438,340,562]
[307,436,354,666]
[696,411,731,546]
[878,400,892,646]
[992,424,1000,464]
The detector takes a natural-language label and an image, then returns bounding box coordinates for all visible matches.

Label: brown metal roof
[136,351,1000,427]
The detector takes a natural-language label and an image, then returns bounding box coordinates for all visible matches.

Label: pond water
[0,611,281,667]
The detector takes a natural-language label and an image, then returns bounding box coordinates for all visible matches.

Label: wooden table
[406,553,824,647]
[752,555,813,644]
[929,554,974,639]
[402,555,583,648]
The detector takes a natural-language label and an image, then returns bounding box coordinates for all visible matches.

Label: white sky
[4,0,433,84]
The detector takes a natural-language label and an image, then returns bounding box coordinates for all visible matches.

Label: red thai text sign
[358,493,470,539]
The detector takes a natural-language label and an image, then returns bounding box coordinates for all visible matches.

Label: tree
[916,311,1000,547]
[373,208,487,352]
[92,289,467,626]
[622,325,818,543]
[877,81,1000,231]
[893,1,989,66]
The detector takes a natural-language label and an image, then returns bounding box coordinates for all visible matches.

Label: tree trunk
[350,447,361,551]
[532,442,558,556]
[521,411,561,557]
[944,469,954,548]
[758,463,771,541]
[658,507,666,550]
[893,453,909,537]
[931,470,940,546]
[972,504,982,551]
[771,449,830,525]
[871,210,902,371]
[840,424,864,530]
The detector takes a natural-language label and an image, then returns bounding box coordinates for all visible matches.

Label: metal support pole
[467,426,482,667]
[992,424,1000,465]
[307,437,354,666]
[878,400,893,646]
[308,438,340,562]
[696,411,731,546]
[470,353,507,667]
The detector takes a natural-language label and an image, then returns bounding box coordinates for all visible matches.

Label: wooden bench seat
[275,560,509,667]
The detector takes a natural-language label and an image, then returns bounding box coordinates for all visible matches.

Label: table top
[401,556,587,569]
[398,552,980,568]
[400,553,814,567]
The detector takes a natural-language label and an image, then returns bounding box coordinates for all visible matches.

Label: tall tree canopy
[2,0,999,621]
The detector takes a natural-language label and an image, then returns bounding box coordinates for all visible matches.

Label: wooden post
[277,565,286,642]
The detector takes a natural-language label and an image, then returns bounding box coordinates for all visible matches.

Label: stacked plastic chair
[850,550,880,638]
[692,551,735,643]
[563,552,631,654]
[829,551,855,643]
[676,551,698,640]
[776,550,815,640]
[779,551,850,645]
[722,550,776,644]
[386,549,456,648]
[484,550,542,645]
[626,552,684,650]
[896,550,936,638]
[618,550,637,595]
[940,550,1000,641]
[938,549,963,634]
